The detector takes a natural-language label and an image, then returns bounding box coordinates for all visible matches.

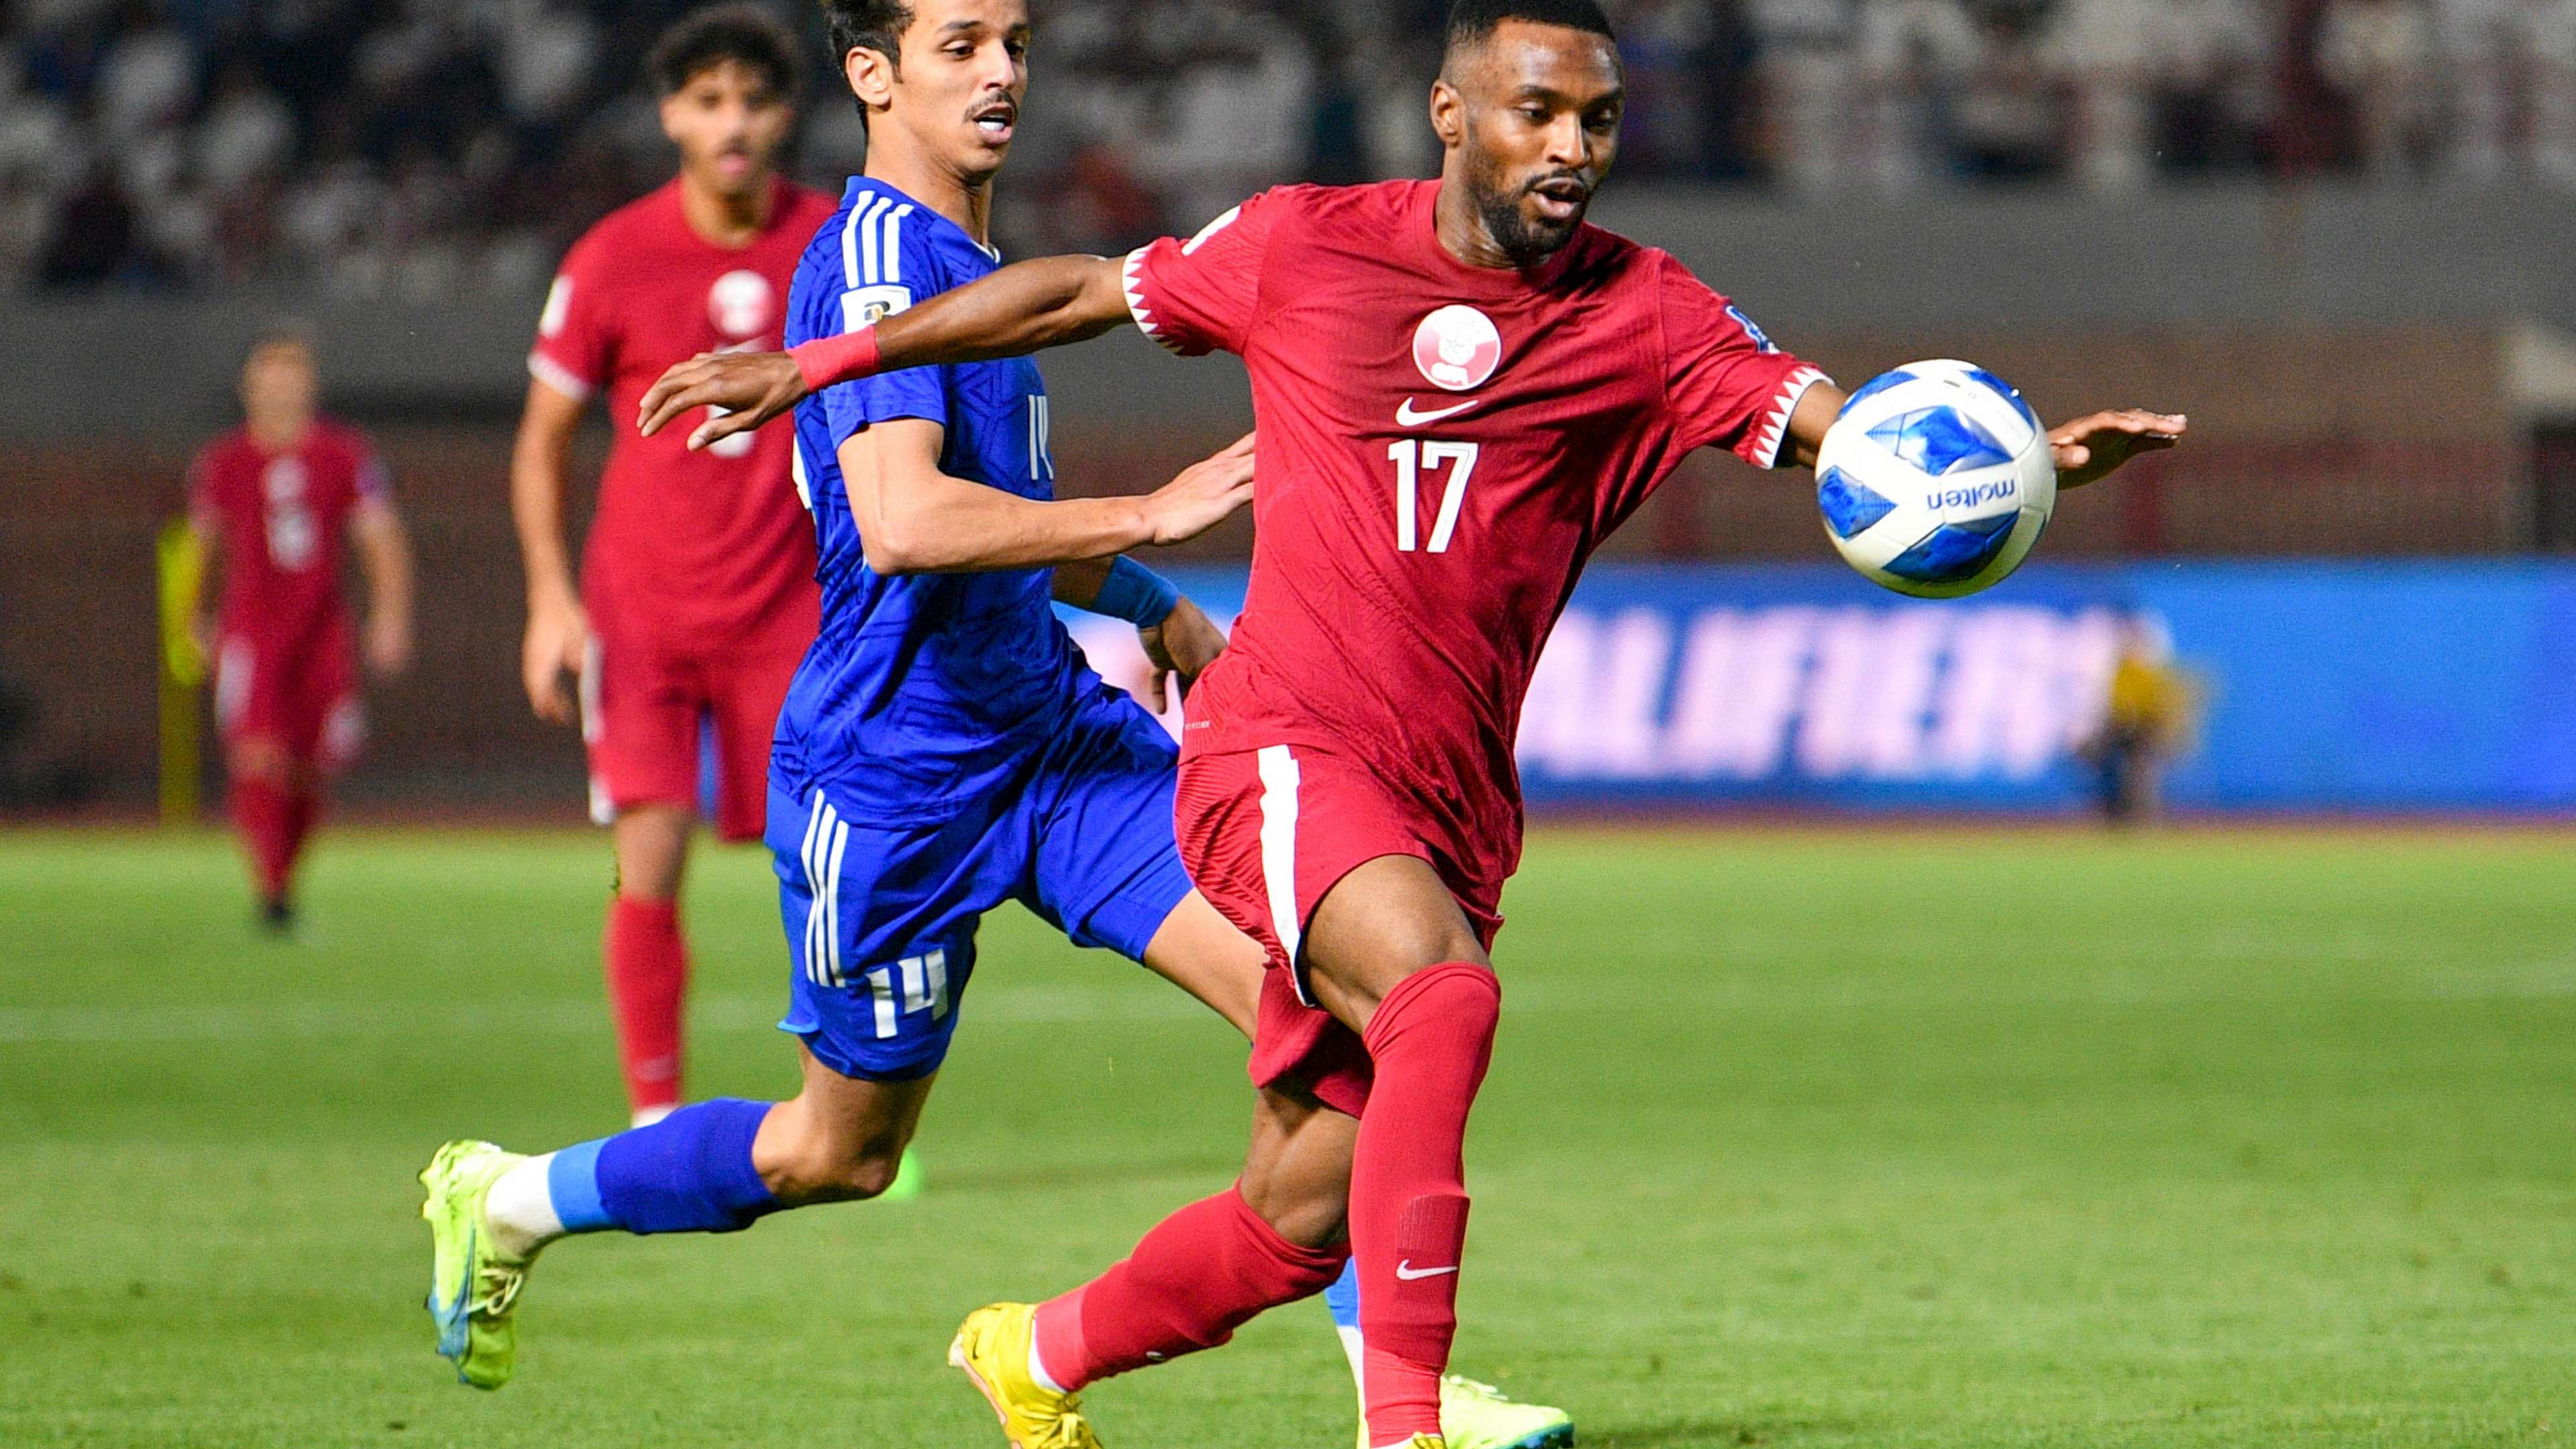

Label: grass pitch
[1,824,2571,1448]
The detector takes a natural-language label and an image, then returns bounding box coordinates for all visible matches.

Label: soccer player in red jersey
[513,7,839,1124]
[642,3,2187,1442]
[189,330,415,932]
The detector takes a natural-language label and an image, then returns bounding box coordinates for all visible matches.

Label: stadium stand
[5,0,2575,292]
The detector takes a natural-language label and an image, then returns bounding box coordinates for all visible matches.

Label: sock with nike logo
[1351,961,1500,1446]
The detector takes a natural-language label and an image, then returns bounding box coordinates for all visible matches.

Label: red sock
[604,896,690,1116]
[1351,963,1501,1446]
[229,776,295,904]
[1031,1186,1347,1391]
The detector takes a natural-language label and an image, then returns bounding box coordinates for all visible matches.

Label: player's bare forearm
[850,425,1253,576]
[845,423,1149,576]
[860,476,1152,575]
[1780,381,1846,471]
[186,513,221,654]
[511,378,592,720]
[510,378,586,608]
[877,254,1130,369]
[636,256,1130,449]
[1778,380,2186,486]
[353,503,415,622]
[352,500,416,678]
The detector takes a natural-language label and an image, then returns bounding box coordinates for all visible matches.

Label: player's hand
[636,351,808,451]
[1139,596,1228,711]
[523,591,590,727]
[1140,433,1256,547]
[366,612,413,680]
[2051,410,2187,489]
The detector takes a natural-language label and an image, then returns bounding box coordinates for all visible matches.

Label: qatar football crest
[708,270,775,339]
[1412,305,1502,392]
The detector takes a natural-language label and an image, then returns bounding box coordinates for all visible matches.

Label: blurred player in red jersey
[190,329,414,932]
[643,2,2187,1442]
[513,7,839,1125]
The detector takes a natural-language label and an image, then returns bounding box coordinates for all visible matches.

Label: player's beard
[1469,160,1587,268]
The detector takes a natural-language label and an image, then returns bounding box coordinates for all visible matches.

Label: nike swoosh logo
[1395,1260,1460,1281]
[1397,398,1481,427]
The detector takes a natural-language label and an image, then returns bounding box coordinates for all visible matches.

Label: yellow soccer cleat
[949,1301,1103,1449]
[419,1139,533,1390]
[1440,1375,1573,1449]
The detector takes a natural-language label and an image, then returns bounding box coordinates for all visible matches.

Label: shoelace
[471,1258,525,1318]
[1031,1403,1093,1449]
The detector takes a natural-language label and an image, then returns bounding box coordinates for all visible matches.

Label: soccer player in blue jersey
[419,3,1566,1446]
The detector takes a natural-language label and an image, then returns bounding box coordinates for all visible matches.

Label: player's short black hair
[1444,0,1617,53]
[648,4,804,98]
[818,0,915,76]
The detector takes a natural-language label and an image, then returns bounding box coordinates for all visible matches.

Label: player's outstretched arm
[1778,382,2187,486]
[638,254,1132,451]
[848,423,1252,576]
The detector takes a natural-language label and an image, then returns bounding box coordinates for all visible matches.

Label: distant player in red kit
[191,330,415,932]
[513,7,838,1124]
[642,1,2187,1443]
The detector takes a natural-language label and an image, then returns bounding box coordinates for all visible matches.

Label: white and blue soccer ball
[1814,360,2057,599]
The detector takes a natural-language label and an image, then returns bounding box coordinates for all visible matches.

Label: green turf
[1,824,2571,1448]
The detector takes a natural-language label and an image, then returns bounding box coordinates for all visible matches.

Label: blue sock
[546,1098,780,1236]
[1324,1256,1361,1329]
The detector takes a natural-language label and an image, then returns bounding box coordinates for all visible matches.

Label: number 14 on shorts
[1387,439,1479,554]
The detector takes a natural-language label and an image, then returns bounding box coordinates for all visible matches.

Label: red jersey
[530,177,838,649]
[1124,180,1828,888]
[190,418,389,645]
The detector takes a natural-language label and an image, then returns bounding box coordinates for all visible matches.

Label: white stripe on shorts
[799,792,829,986]
[1255,745,1304,972]
[578,637,604,746]
[215,638,252,733]
[820,808,850,987]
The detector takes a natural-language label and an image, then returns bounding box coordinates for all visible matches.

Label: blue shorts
[768,680,1193,1082]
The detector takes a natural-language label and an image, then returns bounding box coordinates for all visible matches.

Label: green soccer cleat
[1435,1375,1573,1449]
[419,1139,533,1390]
[881,1145,926,1202]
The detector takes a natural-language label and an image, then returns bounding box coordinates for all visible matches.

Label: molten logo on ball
[1413,305,1502,392]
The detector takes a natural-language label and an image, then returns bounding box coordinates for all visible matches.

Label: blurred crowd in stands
[3,0,2572,294]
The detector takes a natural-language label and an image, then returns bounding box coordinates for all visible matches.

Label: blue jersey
[777,178,1087,822]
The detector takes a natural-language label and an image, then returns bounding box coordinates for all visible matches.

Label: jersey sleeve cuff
[528,353,596,404]
[1754,366,1831,470]
[1122,247,1183,355]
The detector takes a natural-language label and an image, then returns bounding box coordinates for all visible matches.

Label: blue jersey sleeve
[819,199,948,445]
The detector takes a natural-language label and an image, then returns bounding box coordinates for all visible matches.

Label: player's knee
[1374,961,1501,1051]
[612,806,692,900]
[229,737,292,784]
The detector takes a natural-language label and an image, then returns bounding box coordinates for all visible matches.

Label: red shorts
[580,610,806,845]
[213,625,364,774]
[1174,743,1503,1119]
